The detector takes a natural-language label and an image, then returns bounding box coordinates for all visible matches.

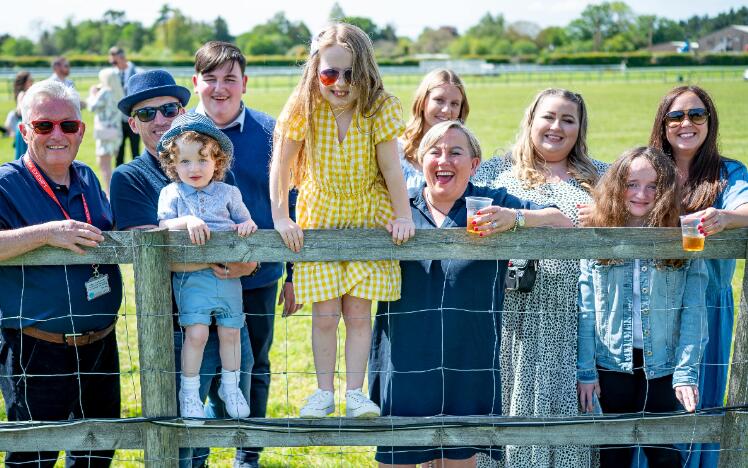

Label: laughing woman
[369,120,572,467]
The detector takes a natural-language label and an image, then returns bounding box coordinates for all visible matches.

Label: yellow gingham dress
[283,94,405,304]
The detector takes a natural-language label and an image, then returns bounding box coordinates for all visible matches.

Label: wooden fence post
[133,229,178,466]
[718,253,748,467]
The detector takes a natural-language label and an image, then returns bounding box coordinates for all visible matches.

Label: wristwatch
[512,209,525,231]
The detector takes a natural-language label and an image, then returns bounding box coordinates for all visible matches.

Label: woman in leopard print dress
[474,88,607,468]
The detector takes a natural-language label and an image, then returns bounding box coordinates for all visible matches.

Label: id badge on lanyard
[24,155,110,301]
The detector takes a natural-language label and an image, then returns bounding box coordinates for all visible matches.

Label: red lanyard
[24,155,92,225]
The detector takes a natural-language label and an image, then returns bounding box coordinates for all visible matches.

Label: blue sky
[3,0,746,40]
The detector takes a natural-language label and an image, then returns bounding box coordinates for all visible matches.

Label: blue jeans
[229,282,278,465]
[174,325,253,468]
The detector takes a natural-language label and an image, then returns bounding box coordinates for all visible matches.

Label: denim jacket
[577,258,708,387]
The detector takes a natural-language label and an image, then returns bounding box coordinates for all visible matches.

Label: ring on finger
[491,220,499,229]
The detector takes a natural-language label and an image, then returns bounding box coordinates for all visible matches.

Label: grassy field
[1,71,747,466]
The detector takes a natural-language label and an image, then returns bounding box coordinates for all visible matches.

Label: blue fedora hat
[157,112,234,158]
[118,69,191,116]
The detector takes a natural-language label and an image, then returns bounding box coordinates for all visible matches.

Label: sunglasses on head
[318,68,353,87]
[29,119,83,135]
[131,102,182,122]
[664,108,709,127]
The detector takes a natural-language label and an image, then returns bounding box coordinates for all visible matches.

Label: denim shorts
[173,269,244,329]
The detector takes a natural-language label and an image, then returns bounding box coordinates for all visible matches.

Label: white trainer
[179,389,205,425]
[299,389,335,418]
[218,385,250,418]
[345,389,380,418]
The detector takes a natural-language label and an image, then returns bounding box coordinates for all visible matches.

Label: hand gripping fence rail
[0,227,746,467]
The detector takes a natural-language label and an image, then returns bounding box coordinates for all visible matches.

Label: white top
[632,259,643,349]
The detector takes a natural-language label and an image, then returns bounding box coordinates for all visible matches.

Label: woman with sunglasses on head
[473,88,608,468]
[87,68,124,196]
[649,85,748,468]
[399,68,469,190]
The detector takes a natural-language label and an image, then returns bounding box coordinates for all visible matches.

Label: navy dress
[369,182,546,465]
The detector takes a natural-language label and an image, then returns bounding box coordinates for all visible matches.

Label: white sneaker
[299,389,335,418]
[345,389,380,418]
[179,389,205,425]
[218,384,250,418]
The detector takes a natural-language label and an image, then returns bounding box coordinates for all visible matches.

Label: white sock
[180,374,200,394]
[221,368,240,389]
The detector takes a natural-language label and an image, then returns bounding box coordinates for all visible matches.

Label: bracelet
[248,262,261,277]
[394,217,412,222]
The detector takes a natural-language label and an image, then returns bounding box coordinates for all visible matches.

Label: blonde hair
[99,68,124,104]
[402,69,469,165]
[511,88,599,191]
[416,120,481,164]
[275,22,394,187]
[158,131,232,183]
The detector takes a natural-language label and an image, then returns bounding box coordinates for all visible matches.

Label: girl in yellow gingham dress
[270,23,415,418]
[286,92,403,303]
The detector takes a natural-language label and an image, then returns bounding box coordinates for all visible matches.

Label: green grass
[1,71,747,466]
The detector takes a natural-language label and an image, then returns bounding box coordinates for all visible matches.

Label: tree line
[1,2,746,58]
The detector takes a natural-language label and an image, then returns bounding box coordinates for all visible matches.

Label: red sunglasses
[318,68,353,86]
[29,119,84,135]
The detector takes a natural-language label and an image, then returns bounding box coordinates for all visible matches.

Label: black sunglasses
[664,108,709,127]
[131,102,182,122]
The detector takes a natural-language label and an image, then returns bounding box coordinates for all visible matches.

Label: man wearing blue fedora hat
[110,69,256,467]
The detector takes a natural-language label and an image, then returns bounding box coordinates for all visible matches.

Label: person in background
[109,46,141,166]
[399,68,469,190]
[87,68,124,195]
[49,56,75,89]
[649,85,748,468]
[3,71,33,159]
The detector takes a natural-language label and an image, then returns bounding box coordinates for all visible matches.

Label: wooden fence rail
[1,227,747,467]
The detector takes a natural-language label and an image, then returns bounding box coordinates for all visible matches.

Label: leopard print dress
[473,155,608,468]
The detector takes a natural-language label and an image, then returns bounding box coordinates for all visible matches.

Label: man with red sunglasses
[0,79,122,466]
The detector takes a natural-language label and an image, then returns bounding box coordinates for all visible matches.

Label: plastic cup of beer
[465,196,493,234]
[679,215,705,252]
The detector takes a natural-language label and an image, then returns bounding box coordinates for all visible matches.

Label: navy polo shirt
[0,157,123,333]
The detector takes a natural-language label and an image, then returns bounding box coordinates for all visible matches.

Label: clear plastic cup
[679,215,705,252]
[465,196,493,234]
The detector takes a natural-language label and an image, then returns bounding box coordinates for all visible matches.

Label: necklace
[423,189,452,216]
[331,105,353,120]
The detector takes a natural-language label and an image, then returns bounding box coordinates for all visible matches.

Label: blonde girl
[270,23,414,419]
[87,68,124,195]
[400,68,469,189]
